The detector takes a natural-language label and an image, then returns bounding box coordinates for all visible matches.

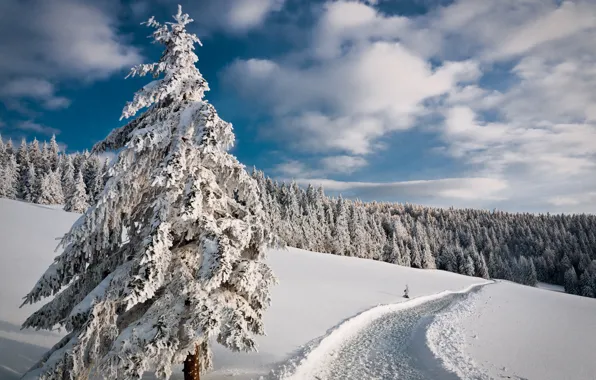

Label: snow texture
[426,287,490,379]
[273,282,489,380]
[3,199,596,380]
[0,199,486,379]
[428,280,596,380]
[457,281,596,380]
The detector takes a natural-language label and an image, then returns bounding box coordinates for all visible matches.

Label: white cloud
[0,0,141,80]
[1,78,70,111]
[17,121,60,136]
[273,160,317,178]
[228,0,596,212]
[548,192,596,208]
[291,177,508,206]
[320,155,368,174]
[226,40,479,156]
[441,106,596,176]
[273,155,368,178]
[491,1,596,60]
[0,0,141,117]
[156,0,285,33]
[226,0,284,31]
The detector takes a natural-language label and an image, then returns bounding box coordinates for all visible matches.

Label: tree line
[0,135,108,212]
[252,170,596,298]
[2,136,594,299]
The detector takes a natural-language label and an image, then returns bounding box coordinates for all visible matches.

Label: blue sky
[1,0,595,213]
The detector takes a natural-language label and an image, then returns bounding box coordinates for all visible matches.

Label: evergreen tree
[410,239,422,268]
[39,142,52,176]
[61,155,76,197]
[22,8,276,379]
[16,138,31,198]
[37,170,64,205]
[564,267,579,294]
[64,170,89,213]
[0,153,19,199]
[5,138,14,157]
[48,134,60,171]
[0,135,5,165]
[23,164,38,203]
[332,196,350,255]
[28,138,42,169]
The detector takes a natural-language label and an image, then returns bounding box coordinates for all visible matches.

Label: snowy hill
[1,198,595,379]
[431,280,596,380]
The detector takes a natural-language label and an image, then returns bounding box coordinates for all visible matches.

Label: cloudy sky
[1,0,595,213]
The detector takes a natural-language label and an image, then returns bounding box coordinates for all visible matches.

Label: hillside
[253,170,596,299]
[1,198,595,379]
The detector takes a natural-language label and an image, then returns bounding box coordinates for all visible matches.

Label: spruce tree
[564,267,579,294]
[22,7,275,379]
[23,163,38,203]
[5,138,14,156]
[28,138,42,170]
[0,135,6,168]
[49,134,60,171]
[37,170,64,205]
[40,142,52,176]
[16,138,31,198]
[64,170,89,213]
[0,154,19,199]
[61,155,76,198]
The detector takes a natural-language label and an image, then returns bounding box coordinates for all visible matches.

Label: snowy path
[316,293,465,380]
[272,283,489,380]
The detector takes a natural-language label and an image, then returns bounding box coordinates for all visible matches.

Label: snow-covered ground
[0,198,485,379]
[2,198,595,380]
[429,280,596,380]
[537,281,565,293]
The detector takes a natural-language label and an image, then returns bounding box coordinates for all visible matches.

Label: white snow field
[428,280,596,380]
[2,198,595,380]
[0,198,484,379]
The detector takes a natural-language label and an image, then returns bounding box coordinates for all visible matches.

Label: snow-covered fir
[63,170,89,213]
[20,7,275,380]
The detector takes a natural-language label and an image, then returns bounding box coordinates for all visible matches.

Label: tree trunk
[183,344,201,380]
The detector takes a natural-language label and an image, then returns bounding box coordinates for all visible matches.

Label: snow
[3,198,594,380]
[537,281,565,293]
[206,249,486,379]
[0,199,79,348]
[275,282,488,380]
[0,198,486,379]
[430,280,596,380]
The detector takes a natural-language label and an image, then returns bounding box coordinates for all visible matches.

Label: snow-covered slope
[0,198,485,379]
[3,198,594,380]
[440,281,596,380]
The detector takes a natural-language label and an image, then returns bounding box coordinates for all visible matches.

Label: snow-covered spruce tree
[60,155,76,197]
[5,138,14,157]
[0,134,5,166]
[0,153,19,199]
[37,169,64,205]
[23,163,39,203]
[22,7,276,380]
[64,170,89,213]
[16,138,31,198]
[39,142,52,176]
[83,155,102,202]
[48,134,60,171]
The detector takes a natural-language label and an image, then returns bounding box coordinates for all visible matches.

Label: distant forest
[1,136,595,299]
[252,170,596,299]
[0,135,108,212]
